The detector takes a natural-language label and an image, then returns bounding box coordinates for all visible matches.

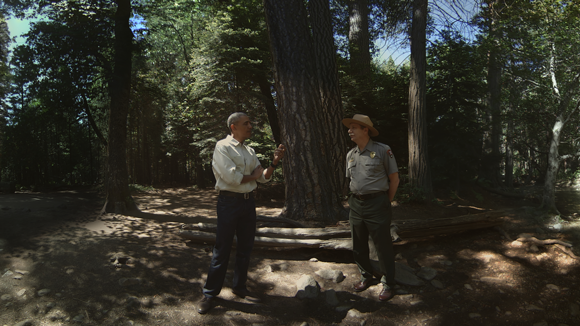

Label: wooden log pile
[178,209,511,250]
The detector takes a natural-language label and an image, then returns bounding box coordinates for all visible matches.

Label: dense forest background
[1,0,579,219]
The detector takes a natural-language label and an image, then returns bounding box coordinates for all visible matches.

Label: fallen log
[179,210,509,248]
[182,223,351,239]
[395,210,508,238]
[179,229,353,250]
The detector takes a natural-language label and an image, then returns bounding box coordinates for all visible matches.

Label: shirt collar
[226,134,244,147]
[356,139,374,154]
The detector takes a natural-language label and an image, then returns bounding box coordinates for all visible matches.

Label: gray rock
[417,267,437,281]
[279,263,289,271]
[431,280,444,289]
[394,263,424,286]
[295,275,319,299]
[38,289,51,296]
[526,304,544,311]
[315,269,345,283]
[17,289,26,297]
[309,258,318,262]
[533,321,548,326]
[469,313,481,318]
[2,270,14,277]
[335,305,352,312]
[325,289,339,306]
[73,314,85,322]
[14,320,33,326]
[546,284,560,291]
[119,278,141,286]
[1,294,12,300]
[464,284,473,290]
[347,309,365,319]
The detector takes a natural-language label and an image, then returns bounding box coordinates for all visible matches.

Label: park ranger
[343,114,399,301]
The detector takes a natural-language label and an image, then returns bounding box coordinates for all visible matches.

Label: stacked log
[178,210,510,250]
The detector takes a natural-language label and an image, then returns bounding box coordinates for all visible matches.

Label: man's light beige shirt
[212,135,270,193]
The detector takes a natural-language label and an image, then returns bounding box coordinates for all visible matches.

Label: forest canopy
[1,0,579,218]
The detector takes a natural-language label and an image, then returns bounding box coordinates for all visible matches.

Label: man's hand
[252,165,264,179]
[273,144,286,164]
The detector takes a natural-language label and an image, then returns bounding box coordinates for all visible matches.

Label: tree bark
[104,0,136,214]
[308,0,349,195]
[408,0,433,198]
[263,0,347,224]
[486,41,502,187]
[348,0,371,77]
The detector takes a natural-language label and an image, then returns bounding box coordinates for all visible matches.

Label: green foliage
[129,183,155,193]
[394,178,430,204]
[426,30,486,187]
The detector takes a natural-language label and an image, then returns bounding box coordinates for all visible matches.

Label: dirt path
[1,186,579,325]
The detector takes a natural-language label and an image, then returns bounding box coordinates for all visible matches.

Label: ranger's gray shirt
[346,139,398,195]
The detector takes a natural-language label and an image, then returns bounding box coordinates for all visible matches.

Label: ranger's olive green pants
[348,193,395,288]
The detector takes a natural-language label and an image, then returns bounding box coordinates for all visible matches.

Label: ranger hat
[342,114,379,137]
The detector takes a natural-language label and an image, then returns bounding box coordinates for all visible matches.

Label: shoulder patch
[387,149,394,158]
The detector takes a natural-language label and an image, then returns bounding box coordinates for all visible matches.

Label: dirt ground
[1,183,579,326]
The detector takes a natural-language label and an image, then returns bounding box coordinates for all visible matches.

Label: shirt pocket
[362,156,384,175]
[230,149,246,170]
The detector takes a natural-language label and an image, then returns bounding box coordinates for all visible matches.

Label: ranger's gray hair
[227,112,248,132]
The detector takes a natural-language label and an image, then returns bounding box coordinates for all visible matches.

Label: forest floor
[1,182,580,326]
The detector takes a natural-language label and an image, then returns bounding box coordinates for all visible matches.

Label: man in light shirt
[198,112,285,314]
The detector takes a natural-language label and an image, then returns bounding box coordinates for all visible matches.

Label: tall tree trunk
[104,0,136,213]
[505,104,514,188]
[487,45,502,187]
[348,0,371,77]
[408,0,432,198]
[309,0,349,195]
[263,0,347,224]
[541,114,563,214]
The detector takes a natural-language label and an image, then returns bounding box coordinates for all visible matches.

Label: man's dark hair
[227,112,248,133]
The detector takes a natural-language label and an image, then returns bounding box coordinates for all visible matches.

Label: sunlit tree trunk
[408,0,433,198]
[264,0,348,224]
[104,0,136,213]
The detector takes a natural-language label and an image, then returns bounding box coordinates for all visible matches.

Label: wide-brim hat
[342,114,379,137]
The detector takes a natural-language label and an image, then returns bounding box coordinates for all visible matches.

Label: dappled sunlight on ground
[457,249,525,289]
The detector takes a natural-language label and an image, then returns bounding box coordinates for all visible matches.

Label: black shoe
[197,296,214,314]
[232,288,262,303]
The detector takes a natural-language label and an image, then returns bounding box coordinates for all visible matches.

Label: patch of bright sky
[377,0,480,66]
[6,17,32,52]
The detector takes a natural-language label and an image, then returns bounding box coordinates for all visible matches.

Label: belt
[219,190,254,199]
[351,191,386,201]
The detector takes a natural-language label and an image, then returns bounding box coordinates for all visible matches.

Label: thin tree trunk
[263,0,347,224]
[256,75,281,144]
[408,0,432,198]
[505,101,514,188]
[487,46,502,187]
[104,0,136,213]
